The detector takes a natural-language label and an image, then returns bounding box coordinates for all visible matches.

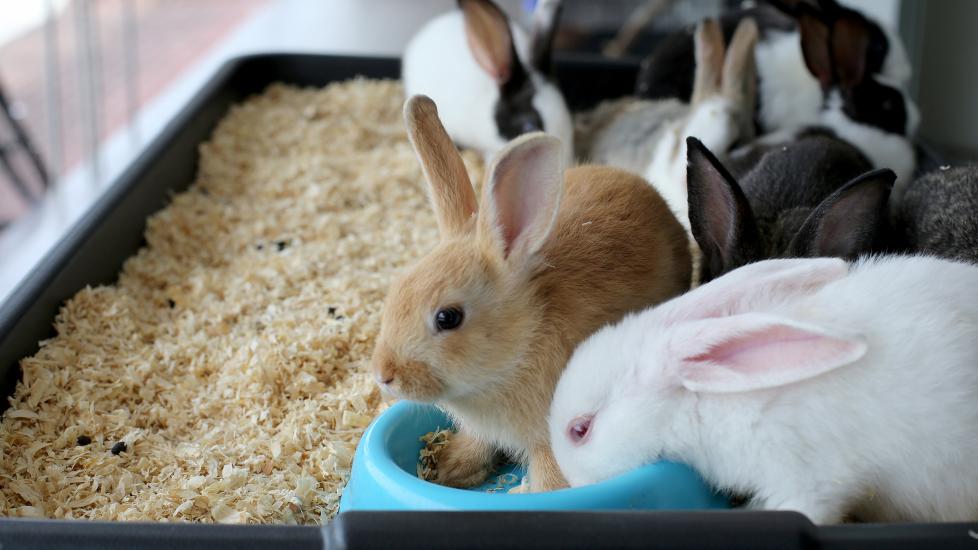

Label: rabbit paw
[527,445,569,492]
[432,433,494,488]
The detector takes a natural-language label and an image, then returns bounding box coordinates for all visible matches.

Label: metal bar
[43,0,64,185]
[74,0,101,187]
[122,0,140,144]
[89,0,104,165]
[0,83,45,201]
[0,138,36,203]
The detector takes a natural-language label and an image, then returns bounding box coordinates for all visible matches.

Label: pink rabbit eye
[568,415,593,445]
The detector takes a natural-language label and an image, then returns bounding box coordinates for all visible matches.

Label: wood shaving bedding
[0,79,485,524]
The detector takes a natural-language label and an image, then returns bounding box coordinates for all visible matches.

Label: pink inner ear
[662,258,848,324]
[488,137,562,259]
[831,15,869,88]
[495,165,548,257]
[798,11,834,88]
[461,0,513,84]
[679,317,866,393]
[689,326,828,374]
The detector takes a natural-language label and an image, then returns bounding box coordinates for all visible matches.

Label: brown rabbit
[371,95,691,492]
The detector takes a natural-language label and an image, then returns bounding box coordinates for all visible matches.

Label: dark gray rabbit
[892,166,978,263]
[686,134,895,282]
[402,0,572,163]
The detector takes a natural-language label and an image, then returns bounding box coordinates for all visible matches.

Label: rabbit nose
[372,345,397,387]
[376,363,396,386]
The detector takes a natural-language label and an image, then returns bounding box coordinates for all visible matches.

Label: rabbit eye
[434,307,464,331]
[568,415,593,445]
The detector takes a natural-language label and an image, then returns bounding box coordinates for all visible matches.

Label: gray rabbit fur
[893,165,978,263]
[573,97,688,175]
[687,130,895,282]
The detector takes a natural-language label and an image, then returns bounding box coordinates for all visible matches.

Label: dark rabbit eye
[568,415,593,444]
[521,119,541,133]
[434,307,464,331]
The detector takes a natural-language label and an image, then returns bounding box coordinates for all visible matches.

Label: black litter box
[0,54,974,549]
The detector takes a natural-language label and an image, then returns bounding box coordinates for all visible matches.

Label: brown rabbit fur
[372,95,691,491]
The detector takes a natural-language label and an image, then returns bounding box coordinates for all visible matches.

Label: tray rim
[0,53,973,547]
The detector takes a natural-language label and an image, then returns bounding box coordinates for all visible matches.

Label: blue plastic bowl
[339,401,729,512]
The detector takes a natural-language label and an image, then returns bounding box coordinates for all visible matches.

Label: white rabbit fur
[754,28,916,135]
[817,91,918,196]
[550,255,978,524]
[754,28,918,188]
[644,95,744,231]
[402,9,574,166]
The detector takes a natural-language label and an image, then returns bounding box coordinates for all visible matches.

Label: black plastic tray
[0,54,975,549]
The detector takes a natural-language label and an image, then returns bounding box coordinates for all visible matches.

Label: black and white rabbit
[402,0,573,164]
[686,134,894,282]
[637,0,918,186]
[892,165,978,264]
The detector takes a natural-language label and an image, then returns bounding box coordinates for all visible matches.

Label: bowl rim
[351,400,728,508]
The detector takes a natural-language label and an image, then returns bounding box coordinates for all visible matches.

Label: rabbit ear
[529,0,562,74]
[830,11,871,88]
[723,18,760,93]
[663,257,849,322]
[404,95,478,237]
[686,137,760,280]
[789,169,895,259]
[721,18,759,140]
[460,0,515,84]
[674,313,867,393]
[691,18,725,107]
[478,133,563,267]
[797,5,835,89]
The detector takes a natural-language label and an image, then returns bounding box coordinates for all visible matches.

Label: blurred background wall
[0,0,976,301]
[910,0,978,160]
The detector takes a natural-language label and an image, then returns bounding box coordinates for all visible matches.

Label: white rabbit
[549,256,978,524]
[402,0,573,165]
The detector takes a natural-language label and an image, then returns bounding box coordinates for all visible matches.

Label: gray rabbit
[686,133,895,282]
[892,165,978,263]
